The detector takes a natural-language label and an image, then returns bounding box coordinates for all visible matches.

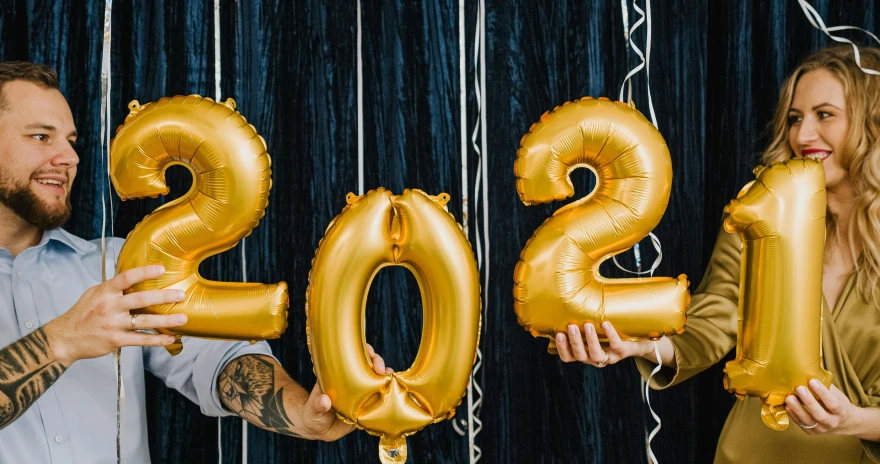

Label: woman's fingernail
[809,379,821,389]
[797,386,808,396]
[585,324,593,335]
[174,290,186,300]
[176,314,188,324]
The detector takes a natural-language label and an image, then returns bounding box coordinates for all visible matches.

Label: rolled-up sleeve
[144,339,275,417]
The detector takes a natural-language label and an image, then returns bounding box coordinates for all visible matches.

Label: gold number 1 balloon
[307,188,481,463]
[722,159,833,430]
[514,97,689,352]
[110,95,289,355]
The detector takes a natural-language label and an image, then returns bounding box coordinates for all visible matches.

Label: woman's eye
[788,115,802,124]
[818,111,832,119]
[32,134,48,142]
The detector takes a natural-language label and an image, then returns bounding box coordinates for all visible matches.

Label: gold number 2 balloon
[722,159,833,430]
[514,97,689,352]
[306,188,481,464]
[110,95,289,355]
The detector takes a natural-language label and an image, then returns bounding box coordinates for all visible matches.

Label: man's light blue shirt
[0,229,273,463]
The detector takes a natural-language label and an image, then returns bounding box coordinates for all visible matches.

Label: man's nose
[51,141,79,168]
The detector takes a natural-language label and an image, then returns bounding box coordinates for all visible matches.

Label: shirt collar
[41,228,95,255]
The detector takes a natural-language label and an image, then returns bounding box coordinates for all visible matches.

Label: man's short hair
[0,62,60,113]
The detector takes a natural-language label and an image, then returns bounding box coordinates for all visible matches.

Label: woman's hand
[555,321,657,367]
[786,379,864,435]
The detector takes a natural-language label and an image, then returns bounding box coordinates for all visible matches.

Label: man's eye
[32,134,48,142]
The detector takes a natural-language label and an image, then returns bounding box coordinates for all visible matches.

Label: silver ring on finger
[801,421,818,429]
[596,351,611,368]
[131,314,139,331]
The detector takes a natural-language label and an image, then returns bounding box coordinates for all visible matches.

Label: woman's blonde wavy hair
[763,45,880,305]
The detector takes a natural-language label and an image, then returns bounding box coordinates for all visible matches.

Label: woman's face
[788,69,850,189]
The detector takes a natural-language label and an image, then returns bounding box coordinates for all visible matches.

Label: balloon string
[645,342,663,464]
[619,3,663,462]
[99,2,124,462]
[617,0,656,128]
[356,0,365,196]
[797,0,880,75]
[458,0,468,237]
[453,0,469,440]
[617,0,658,268]
[469,1,488,461]
[210,0,236,461]
[452,3,487,463]
[613,232,663,277]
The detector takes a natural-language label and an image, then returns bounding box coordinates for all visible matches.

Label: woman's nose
[795,119,820,148]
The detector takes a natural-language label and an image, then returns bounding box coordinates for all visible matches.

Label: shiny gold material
[110,95,289,355]
[513,97,689,352]
[722,159,833,430]
[306,188,481,462]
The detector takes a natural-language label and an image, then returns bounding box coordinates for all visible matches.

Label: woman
[555,45,880,463]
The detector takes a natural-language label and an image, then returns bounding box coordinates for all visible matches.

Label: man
[0,62,388,463]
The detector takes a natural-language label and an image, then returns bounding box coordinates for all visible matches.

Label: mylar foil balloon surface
[110,95,289,355]
[306,188,481,464]
[514,97,689,353]
[722,159,833,430]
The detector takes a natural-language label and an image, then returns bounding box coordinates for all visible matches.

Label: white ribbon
[797,0,880,75]
[618,0,656,128]
[356,0,365,196]
[98,2,124,462]
[619,3,662,463]
[452,3,488,463]
[612,231,663,277]
[645,342,663,464]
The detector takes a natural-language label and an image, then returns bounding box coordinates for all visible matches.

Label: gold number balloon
[722,159,833,430]
[110,95,289,355]
[306,188,481,464]
[514,97,689,352]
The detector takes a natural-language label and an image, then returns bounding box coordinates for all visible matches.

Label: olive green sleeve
[635,228,741,389]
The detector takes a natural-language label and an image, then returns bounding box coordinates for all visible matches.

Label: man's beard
[0,177,72,230]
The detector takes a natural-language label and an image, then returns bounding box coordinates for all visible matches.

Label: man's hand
[44,265,187,367]
[0,265,186,430]
[219,345,389,441]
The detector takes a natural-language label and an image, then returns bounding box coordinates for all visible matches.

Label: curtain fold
[2,0,876,462]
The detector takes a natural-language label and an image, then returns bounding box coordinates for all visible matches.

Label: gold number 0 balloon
[110,95,289,355]
[307,188,481,463]
[514,97,689,351]
[723,159,832,430]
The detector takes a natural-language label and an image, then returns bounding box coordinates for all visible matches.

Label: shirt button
[15,271,22,278]
[54,435,63,443]
[24,321,33,329]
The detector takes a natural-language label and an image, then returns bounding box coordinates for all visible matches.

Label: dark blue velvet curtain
[1,0,876,462]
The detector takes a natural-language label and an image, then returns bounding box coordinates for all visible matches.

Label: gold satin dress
[636,229,880,463]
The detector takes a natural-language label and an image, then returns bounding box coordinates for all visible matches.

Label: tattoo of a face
[0,328,67,429]
[218,355,300,437]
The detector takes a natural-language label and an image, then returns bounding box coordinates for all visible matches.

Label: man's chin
[0,188,72,230]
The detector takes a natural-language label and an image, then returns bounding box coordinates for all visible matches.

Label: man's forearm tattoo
[0,328,66,429]
[218,355,301,437]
